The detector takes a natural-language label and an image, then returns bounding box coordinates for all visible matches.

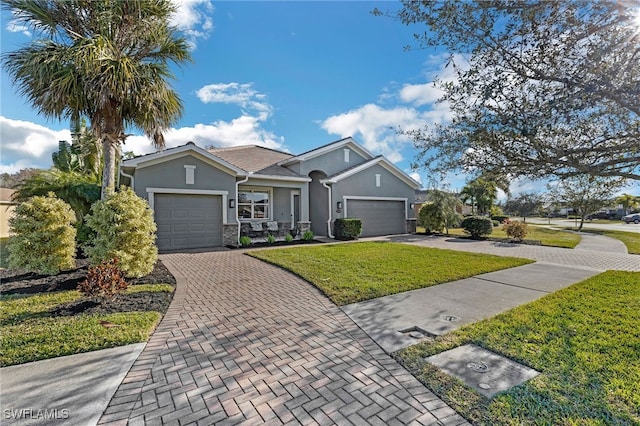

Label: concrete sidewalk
[342,263,599,353]
[0,343,144,426]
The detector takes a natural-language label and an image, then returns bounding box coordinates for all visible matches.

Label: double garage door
[347,199,406,237]
[154,194,223,251]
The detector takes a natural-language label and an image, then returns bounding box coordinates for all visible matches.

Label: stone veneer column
[223,224,238,246]
[406,218,417,233]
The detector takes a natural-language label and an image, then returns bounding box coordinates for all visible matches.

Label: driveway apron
[98,251,468,426]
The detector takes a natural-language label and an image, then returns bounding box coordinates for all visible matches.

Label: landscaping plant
[461,216,493,238]
[334,218,362,240]
[239,236,251,247]
[85,187,157,277]
[7,193,76,275]
[77,258,128,302]
[266,234,276,244]
[502,220,529,241]
[284,233,294,243]
[302,230,314,241]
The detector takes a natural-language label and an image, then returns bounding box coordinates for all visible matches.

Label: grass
[429,225,581,249]
[395,271,640,425]
[249,242,531,305]
[574,228,640,255]
[0,284,173,366]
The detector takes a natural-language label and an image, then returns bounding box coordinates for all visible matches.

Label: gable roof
[321,156,421,189]
[121,142,246,176]
[208,145,293,173]
[277,137,374,166]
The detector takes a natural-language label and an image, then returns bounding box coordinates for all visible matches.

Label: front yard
[575,228,640,254]
[0,260,175,366]
[421,225,581,248]
[395,270,640,425]
[250,241,531,305]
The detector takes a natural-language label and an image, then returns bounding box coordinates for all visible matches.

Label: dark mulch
[416,232,542,246]
[0,259,177,316]
[227,239,323,250]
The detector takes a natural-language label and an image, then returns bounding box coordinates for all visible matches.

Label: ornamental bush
[302,230,314,241]
[502,220,529,241]
[334,218,362,240]
[418,203,445,233]
[77,258,128,301]
[84,187,157,278]
[7,193,77,275]
[461,216,493,238]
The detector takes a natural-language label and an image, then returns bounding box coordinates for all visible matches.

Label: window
[184,165,196,184]
[344,148,350,162]
[375,174,381,187]
[238,188,270,219]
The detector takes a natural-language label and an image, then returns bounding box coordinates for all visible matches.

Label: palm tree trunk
[101,138,116,199]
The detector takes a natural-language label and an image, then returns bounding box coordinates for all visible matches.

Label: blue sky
[1,1,465,190]
[1,1,637,197]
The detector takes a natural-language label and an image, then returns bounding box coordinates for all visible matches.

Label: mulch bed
[0,259,177,316]
[226,239,323,250]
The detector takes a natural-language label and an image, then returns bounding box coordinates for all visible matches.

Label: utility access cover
[424,344,540,398]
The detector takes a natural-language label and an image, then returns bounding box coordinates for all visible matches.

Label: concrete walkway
[97,251,468,425]
[0,343,144,426]
[342,234,638,354]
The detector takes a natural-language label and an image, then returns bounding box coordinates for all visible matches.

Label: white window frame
[238,186,272,221]
[184,165,196,185]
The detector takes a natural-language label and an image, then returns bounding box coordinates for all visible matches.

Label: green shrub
[503,220,529,241]
[302,230,314,241]
[461,216,493,238]
[284,233,294,243]
[77,258,128,301]
[418,203,445,233]
[84,187,157,278]
[266,234,276,244]
[7,193,76,275]
[334,218,362,240]
[239,236,252,247]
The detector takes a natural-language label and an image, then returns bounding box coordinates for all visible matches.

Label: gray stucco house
[120,137,419,251]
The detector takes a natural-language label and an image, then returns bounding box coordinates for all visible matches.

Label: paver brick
[98,250,469,425]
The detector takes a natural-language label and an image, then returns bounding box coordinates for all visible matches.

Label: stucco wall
[297,146,368,178]
[331,164,416,220]
[1,204,15,238]
[131,154,237,223]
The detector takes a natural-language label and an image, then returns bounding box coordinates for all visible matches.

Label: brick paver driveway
[99,251,468,425]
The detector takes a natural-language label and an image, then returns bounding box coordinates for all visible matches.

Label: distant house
[119,137,420,251]
[0,188,16,238]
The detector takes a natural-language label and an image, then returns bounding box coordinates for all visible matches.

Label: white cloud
[0,116,71,170]
[170,0,215,49]
[122,116,286,156]
[322,104,428,163]
[409,171,422,186]
[196,82,272,118]
[6,20,30,37]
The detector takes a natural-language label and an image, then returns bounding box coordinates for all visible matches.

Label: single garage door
[347,199,406,237]
[154,194,223,251]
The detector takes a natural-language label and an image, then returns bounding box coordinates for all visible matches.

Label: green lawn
[249,242,531,305]
[428,225,581,248]
[0,284,173,366]
[395,271,640,425]
[576,228,640,255]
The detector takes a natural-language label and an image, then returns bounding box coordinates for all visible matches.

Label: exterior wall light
[229,199,235,209]
[337,201,343,210]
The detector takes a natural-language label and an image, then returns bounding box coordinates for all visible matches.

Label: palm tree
[615,193,640,215]
[460,177,498,215]
[2,0,191,199]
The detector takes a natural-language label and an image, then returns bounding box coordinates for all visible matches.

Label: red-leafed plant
[77,258,128,302]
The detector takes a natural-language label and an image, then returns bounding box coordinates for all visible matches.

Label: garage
[346,199,406,237]
[154,194,223,251]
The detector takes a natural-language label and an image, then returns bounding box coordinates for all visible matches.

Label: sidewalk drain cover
[467,361,489,373]
[441,315,460,322]
[425,344,540,397]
